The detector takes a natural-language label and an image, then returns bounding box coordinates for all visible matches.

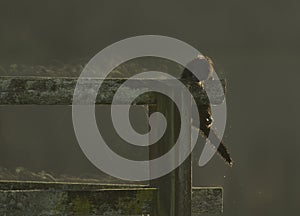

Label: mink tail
[208,130,233,166]
[199,124,233,166]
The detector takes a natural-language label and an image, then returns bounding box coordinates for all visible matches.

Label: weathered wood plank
[0,188,157,216]
[192,187,223,215]
[175,92,192,216]
[0,180,148,191]
[149,93,178,216]
[0,182,222,216]
[149,91,193,216]
[0,76,225,105]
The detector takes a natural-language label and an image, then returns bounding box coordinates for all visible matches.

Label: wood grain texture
[0,181,222,216]
[0,76,225,105]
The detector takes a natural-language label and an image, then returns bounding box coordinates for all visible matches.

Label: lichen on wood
[0,188,157,216]
[0,180,223,215]
[192,187,223,215]
[0,76,225,105]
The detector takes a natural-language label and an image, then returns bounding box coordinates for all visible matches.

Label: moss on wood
[0,76,225,105]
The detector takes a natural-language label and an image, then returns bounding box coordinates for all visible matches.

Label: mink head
[181,55,213,82]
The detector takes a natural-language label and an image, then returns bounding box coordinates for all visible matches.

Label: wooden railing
[0,76,225,216]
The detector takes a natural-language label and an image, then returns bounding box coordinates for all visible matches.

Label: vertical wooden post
[175,91,192,216]
[150,90,192,216]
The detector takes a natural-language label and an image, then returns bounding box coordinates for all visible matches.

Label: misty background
[0,1,300,216]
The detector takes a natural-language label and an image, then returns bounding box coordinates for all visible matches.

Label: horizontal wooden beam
[192,187,223,215]
[0,181,222,215]
[0,188,157,216]
[0,76,225,105]
[0,180,149,191]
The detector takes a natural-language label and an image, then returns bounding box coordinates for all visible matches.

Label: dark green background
[0,1,299,215]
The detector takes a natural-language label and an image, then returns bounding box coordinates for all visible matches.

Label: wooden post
[150,89,192,216]
[175,91,192,215]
